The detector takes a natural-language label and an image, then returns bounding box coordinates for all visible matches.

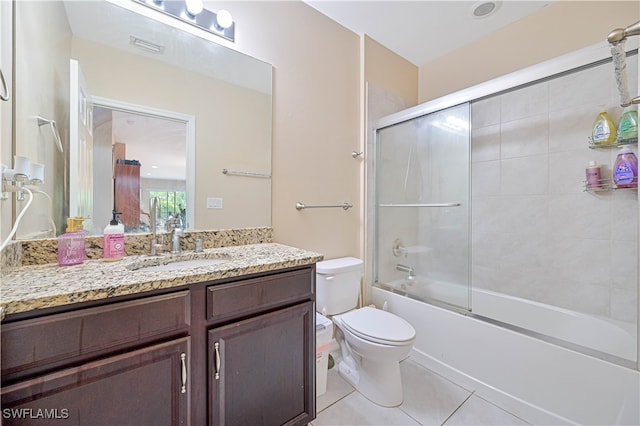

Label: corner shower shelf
[587,136,638,149]
[583,179,637,192]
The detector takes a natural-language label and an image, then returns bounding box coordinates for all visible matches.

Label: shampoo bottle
[585,160,602,190]
[57,217,86,266]
[613,147,638,188]
[103,212,125,261]
[592,111,617,145]
[617,107,638,143]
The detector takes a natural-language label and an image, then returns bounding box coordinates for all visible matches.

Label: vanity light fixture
[136,0,235,42]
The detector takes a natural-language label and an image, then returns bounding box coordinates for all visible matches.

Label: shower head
[608,20,640,44]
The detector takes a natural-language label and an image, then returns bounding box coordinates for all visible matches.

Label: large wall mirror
[13,0,272,239]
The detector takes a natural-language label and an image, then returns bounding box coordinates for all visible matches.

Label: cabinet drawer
[1,291,190,382]
[207,268,313,323]
[1,337,190,426]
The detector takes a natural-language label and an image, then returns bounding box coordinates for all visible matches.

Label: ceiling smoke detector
[471,1,501,19]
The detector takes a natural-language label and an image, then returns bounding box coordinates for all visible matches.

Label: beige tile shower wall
[214,1,361,258]
[471,60,638,323]
[419,1,639,102]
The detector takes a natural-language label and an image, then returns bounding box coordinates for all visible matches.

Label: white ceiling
[304,1,554,66]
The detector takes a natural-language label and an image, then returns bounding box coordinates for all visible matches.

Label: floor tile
[314,391,420,426]
[398,358,473,426]
[443,394,530,426]
[317,367,355,412]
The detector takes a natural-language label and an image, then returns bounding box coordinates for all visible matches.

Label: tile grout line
[439,391,476,426]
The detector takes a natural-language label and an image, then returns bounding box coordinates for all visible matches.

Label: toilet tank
[316,257,363,315]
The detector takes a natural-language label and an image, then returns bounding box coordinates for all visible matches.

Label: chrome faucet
[396,263,416,281]
[149,197,163,255]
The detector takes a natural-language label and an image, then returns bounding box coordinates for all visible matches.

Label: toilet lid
[340,307,415,345]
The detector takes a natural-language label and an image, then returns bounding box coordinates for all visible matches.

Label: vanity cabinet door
[1,337,190,426]
[208,302,315,426]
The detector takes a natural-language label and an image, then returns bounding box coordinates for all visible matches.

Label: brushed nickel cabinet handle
[180,353,187,394]
[214,342,221,380]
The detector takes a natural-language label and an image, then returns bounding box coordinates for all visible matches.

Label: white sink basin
[133,258,229,272]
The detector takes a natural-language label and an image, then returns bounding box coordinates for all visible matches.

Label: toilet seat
[339,307,415,346]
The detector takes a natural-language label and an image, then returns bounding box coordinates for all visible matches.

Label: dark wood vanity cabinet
[204,267,316,426]
[0,291,191,426]
[1,265,316,426]
[208,302,314,426]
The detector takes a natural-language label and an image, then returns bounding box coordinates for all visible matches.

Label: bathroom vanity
[0,241,322,426]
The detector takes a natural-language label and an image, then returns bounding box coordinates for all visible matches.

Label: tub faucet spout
[396,263,415,280]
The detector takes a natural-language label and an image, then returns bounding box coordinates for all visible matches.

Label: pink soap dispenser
[57,217,86,266]
[103,211,125,261]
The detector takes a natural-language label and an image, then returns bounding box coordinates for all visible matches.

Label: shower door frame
[367,40,640,371]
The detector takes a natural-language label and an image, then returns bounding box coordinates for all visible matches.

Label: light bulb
[185,0,203,16]
[215,9,233,30]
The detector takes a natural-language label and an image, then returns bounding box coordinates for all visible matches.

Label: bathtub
[372,285,640,425]
[382,277,637,362]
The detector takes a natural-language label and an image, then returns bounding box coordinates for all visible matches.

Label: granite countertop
[0,243,323,319]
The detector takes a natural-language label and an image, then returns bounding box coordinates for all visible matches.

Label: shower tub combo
[368,36,640,425]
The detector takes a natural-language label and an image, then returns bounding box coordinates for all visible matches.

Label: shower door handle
[378,203,461,207]
[0,68,9,101]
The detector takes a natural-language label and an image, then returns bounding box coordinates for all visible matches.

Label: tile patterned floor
[313,357,530,426]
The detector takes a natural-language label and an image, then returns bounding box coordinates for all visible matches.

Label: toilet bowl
[316,257,416,407]
[332,306,415,407]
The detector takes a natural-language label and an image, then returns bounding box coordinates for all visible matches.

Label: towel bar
[296,202,352,210]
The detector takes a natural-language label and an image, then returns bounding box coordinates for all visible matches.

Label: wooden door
[208,302,315,426]
[1,337,190,426]
[114,161,141,230]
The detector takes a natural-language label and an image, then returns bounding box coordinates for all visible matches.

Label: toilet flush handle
[324,275,335,280]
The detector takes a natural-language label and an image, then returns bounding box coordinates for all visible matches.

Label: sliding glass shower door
[375,103,471,310]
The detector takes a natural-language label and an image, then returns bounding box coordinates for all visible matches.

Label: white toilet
[316,257,415,407]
